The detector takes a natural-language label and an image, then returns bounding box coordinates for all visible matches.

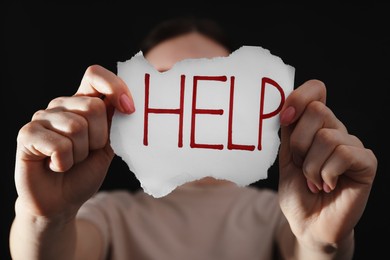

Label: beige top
[77,184,289,260]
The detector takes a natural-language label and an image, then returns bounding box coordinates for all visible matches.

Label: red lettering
[257,77,285,150]
[143,73,185,147]
[190,76,226,150]
[227,76,256,151]
[143,73,285,151]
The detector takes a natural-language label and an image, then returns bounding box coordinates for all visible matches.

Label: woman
[10,16,377,260]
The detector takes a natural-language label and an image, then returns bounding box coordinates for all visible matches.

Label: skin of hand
[14,65,135,220]
[277,79,377,249]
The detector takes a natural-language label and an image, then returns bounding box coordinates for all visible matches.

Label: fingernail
[307,179,319,193]
[120,94,135,113]
[323,183,332,193]
[280,106,296,126]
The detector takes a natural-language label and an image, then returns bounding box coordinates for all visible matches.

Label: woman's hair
[139,16,233,55]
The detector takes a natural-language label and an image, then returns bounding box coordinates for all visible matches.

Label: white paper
[110,46,295,198]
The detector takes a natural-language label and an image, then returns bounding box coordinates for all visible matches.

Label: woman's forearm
[10,203,77,260]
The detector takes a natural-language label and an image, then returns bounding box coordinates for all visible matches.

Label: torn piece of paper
[110,46,295,198]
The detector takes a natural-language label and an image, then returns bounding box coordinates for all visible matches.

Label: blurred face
[144,32,232,186]
[145,32,230,72]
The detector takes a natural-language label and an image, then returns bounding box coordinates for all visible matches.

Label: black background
[3,3,389,260]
